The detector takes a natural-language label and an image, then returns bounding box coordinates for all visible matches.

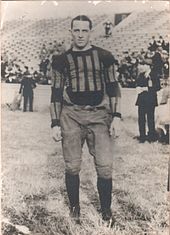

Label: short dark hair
[71,15,92,30]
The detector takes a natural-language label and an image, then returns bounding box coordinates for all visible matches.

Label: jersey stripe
[82,55,89,90]
[90,52,97,91]
[77,56,85,91]
[92,50,101,90]
[67,54,77,91]
[85,55,95,91]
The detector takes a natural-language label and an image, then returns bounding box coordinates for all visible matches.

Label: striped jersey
[50,45,121,126]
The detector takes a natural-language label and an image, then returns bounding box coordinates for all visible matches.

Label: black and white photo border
[1,1,170,235]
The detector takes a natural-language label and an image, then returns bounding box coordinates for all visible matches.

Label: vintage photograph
[1,1,170,234]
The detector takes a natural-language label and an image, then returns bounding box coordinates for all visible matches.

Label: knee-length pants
[60,106,114,179]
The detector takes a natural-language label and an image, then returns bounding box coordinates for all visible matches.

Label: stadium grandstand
[1,1,170,87]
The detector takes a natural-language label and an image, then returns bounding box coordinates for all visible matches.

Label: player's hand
[109,117,121,138]
[52,126,62,142]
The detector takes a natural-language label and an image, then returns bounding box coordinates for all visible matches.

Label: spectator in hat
[148,36,157,52]
[135,60,160,143]
[19,71,36,112]
[103,20,114,37]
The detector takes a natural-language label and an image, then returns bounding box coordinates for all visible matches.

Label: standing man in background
[19,69,36,112]
[135,59,161,143]
[103,20,114,37]
[50,15,121,224]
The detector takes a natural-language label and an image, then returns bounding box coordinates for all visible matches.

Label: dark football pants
[60,106,114,179]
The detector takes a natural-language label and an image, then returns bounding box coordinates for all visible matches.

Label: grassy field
[1,85,170,235]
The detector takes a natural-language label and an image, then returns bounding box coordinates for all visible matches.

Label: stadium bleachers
[1,10,169,70]
[94,10,170,57]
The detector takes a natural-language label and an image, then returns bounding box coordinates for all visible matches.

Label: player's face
[71,20,91,49]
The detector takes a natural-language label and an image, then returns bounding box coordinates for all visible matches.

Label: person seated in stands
[47,42,54,56]
[39,57,50,80]
[144,50,154,61]
[156,36,164,48]
[156,78,170,144]
[5,64,16,83]
[162,50,169,81]
[33,70,41,83]
[53,40,58,49]
[15,64,22,83]
[1,56,8,80]
[124,51,131,64]
[103,20,113,37]
[137,49,146,65]
[130,52,139,86]
[57,42,66,55]
[53,42,58,53]
[118,54,131,87]
[23,66,30,75]
[151,47,164,80]
[163,39,169,53]
[124,51,136,87]
[30,67,34,75]
[148,36,157,52]
[117,59,127,87]
[2,51,9,64]
[40,44,48,60]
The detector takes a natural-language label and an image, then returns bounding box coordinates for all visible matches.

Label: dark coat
[19,77,36,96]
[152,52,163,76]
[135,72,159,107]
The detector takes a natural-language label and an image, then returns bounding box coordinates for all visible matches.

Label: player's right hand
[52,126,62,142]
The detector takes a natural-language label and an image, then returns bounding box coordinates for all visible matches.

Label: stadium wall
[1,83,139,118]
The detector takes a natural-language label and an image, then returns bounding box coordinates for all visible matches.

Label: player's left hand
[109,117,122,138]
[52,126,62,142]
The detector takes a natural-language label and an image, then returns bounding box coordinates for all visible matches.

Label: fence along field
[1,84,170,235]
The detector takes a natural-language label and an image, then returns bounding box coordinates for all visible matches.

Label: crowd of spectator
[1,39,66,85]
[116,35,169,88]
[1,55,23,84]
[1,35,169,88]
[39,40,66,84]
[1,55,43,84]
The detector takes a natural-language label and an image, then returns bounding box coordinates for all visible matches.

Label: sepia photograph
[1,0,170,234]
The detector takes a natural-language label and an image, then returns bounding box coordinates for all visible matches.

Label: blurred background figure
[103,20,113,37]
[40,44,48,61]
[135,61,160,143]
[156,78,170,144]
[19,69,36,112]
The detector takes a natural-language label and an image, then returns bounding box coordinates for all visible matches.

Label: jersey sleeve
[99,48,121,118]
[50,55,66,127]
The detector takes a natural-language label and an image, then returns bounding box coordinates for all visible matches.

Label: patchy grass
[1,104,170,235]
